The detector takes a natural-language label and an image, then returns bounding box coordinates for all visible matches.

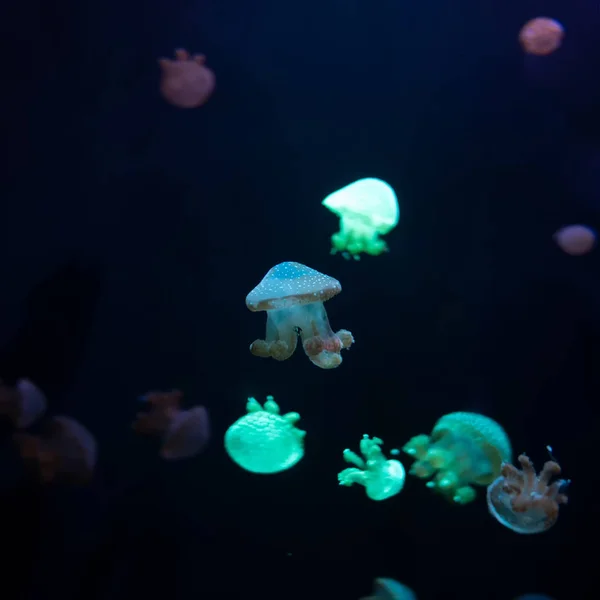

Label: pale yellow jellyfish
[338,434,406,501]
[246,261,354,369]
[322,177,399,260]
[402,412,512,505]
[224,395,305,474]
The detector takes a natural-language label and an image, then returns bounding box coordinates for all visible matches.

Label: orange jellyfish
[246,262,354,369]
[13,416,97,485]
[0,378,47,429]
[553,224,596,255]
[158,48,215,108]
[519,18,564,56]
[487,453,569,534]
[133,390,210,459]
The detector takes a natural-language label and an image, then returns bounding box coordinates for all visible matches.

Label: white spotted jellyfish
[338,434,406,501]
[402,412,512,505]
[224,395,305,474]
[246,261,354,369]
[487,452,569,534]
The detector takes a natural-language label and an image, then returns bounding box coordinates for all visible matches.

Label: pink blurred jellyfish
[519,18,564,56]
[487,453,569,534]
[13,416,97,485]
[0,378,47,428]
[246,262,354,369]
[553,224,596,255]
[133,390,210,460]
[158,48,215,108]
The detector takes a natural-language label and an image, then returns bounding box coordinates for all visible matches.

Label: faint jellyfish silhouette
[519,18,564,56]
[361,578,418,600]
[13,416,97,485]
[514,595,555,600]
[554,224,596,255]
[0,378,47,428]
[133,390,210,460]
[487,453,569,534]
[246,262,354,369]
[158,48,215,108]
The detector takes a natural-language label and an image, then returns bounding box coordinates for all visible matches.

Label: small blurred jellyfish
[487,452,569,534]
[224,395,305,474]
[519,18,564,56]
[158,48,215,108]
[338,435,405,501]
[13,416,97,485]
[133,390,210,460]
[553,224,596,255]
[514,595,555,600]
[322,178,399,260]
[0,378,47,429]
[246,262,354,369]
[360,578,417,600]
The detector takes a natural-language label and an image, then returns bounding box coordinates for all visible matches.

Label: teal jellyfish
[322,177,399,260]
[361,578,418,600]
[224,395,305,474]
[338,434,406,501]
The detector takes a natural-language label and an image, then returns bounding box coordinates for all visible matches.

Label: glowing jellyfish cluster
[224,395,305,474]
[402,412,512,505]
[322,178,399,260]
[246,261,354,369]
[338,434,406,501]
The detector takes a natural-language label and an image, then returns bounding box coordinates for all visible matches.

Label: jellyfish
[322,178,399,260]
[338,435,405,501]
[13,416,97,485]
[553,224,596,255]
[519,18,564,56]
[246,262,354,369]
[402,412,512,505]
[158,48,215,108]
[361,578,418,600]
[487,453,569,534]
[224,395,305,474]
[133,390,210,460]
[514,595,555,600]
[0,378,47,429]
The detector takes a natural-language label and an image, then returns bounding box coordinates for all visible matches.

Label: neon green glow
[338,434,406,501]
[224,396,305,474]
[322,178,399,260]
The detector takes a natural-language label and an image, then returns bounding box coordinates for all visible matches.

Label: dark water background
[0,0,599,598]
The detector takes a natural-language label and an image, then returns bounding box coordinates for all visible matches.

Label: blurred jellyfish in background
[224,395,305,474]
[133,390,210,460]
[322,178,399,260]
[360,578,418,600]
[514,595,555,600]
[0,378,47,429]
[553,224,596,255]
[487,452,569,534]
[519,18,564,56]
[246,262,354,369]
[158,48,215,108]
[13,416,97,485]
[402,412,512,505]
[338,435,405,501]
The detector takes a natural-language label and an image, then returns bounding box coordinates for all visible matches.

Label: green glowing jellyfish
[224,395,305,474]
[402,412,512,505]
[338,434,406,501]
[322,177,399,260]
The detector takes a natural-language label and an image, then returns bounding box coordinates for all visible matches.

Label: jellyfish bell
[361,577,418,600]
[246,262,354,369]
[158,48,215,109]
[160,406,211,460]
[553,224,596,255]
[519,17,564,56]
[0,378,47,429]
